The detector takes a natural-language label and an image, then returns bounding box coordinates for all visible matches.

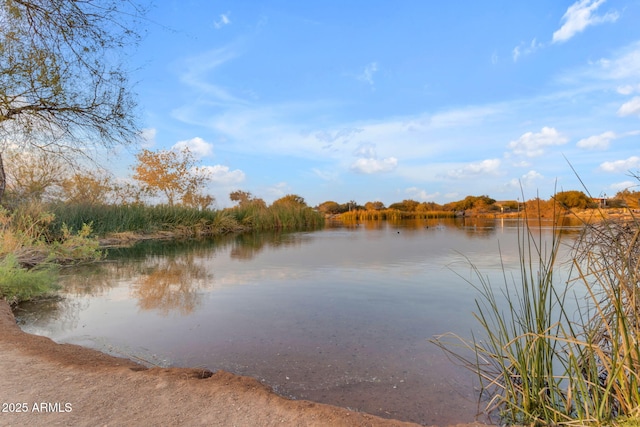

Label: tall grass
[49,202,325,237]
[431,203,640,425]
[339,209,454,221]
[49,203,225,236]
[227,201,325,231]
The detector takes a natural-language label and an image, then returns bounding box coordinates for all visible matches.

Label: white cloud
[358,62,378,86]
[609,180,640,193]
[617,84,640,95]
[552,0,619,44]
[505,170,543,191]
[508,127,568,157]
[351,157,398,174]
[202,165,245,184]
[576,131,616,150]
[172,137,214,158]
[214,12,231,29]
[405,187,440,201]
[599,156,640,173]
[618,96,640,117]
[350,142,397,174]
[609,181,640,193]
[446,159,501,179]
[521,170,543,185]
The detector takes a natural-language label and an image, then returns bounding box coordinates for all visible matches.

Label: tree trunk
[0,152,5,205]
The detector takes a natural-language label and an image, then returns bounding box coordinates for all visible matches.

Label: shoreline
[0,299,488,426]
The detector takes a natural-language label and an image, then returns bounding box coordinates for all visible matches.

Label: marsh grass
[50,202,325,237]
[431,201,640,426]
[340,209,453,221]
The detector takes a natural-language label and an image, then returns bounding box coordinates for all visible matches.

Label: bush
[0,254,59,304]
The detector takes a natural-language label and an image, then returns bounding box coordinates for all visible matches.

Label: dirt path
[0,300,488,426]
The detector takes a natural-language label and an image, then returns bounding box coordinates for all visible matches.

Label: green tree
[0,0,145,203]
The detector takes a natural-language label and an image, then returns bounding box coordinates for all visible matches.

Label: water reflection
[133,254,212,315]
[15,219,583,425]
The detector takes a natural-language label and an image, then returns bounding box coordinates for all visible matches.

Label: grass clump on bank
[432,201,640,426]
[0,204,101,304]
[0,254,59,305]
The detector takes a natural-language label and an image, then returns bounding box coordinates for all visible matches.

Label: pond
[14,217,582,425]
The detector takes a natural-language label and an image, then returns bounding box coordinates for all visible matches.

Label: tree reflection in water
[132,254,212,315]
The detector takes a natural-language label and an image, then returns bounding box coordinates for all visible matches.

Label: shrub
[0,254,59,304]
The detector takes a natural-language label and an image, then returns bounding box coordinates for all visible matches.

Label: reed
[49,203,223,236]
[49,202,325,237]
[431,201,640,425]
[227,201,325,231]
[339,209,454,222]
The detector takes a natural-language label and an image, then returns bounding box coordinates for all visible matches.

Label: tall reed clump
[339,209,454,222]
[431,203,640,426]
[50,202,325,237]
[228,201,325,231]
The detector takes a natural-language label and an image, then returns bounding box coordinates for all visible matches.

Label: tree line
[316,190,640,216]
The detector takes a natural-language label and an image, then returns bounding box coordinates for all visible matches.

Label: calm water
[15,218,581,425]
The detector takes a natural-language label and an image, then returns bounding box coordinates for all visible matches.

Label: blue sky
[122,0,640,207]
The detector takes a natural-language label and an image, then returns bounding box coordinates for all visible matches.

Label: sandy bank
[0,300,489,427]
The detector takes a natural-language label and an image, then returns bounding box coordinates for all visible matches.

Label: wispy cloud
[214,12,231,29]
[358,62,378,87]
[179,45,246,104]
[576,131,616,150]
[552,0,619,44]
[507,127,568,157]
[445,159,502,179]
[512,38,543,62]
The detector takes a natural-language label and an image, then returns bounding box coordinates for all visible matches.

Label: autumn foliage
[132,148,214,208]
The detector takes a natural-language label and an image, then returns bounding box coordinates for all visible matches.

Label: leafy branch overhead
[0,0,146,201]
